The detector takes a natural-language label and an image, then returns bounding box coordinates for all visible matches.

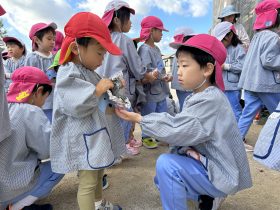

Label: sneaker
[22,204,53,210]
[129,137,142,148]
[126,143,140,155]
[102,174,109,190]
[142,137,158,149]
[95,199,122,210]
[211,197,226,210]
[199,195,214,210]
[244,142,254,152]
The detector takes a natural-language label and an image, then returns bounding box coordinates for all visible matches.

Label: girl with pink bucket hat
[237,0,280,145]
[115,34,252,210]
[97,0,153,156]
[137,15,172,149]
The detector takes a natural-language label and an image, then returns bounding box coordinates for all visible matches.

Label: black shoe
[22,204,53,210]
[199,195,214,210]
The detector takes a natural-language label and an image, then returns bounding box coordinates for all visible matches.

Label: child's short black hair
[34,26,56,49]
[224,31,243,47]
[32,84,52,95]
[76,37,92,47]
[221,15,237,23]
[6,40,26,55]
[108,7,131,31]
[176,46,216,84]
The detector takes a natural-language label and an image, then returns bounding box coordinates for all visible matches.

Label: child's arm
[223,45,246,74]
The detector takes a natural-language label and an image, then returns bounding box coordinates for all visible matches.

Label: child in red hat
[0,66,64,210]
[137,15,172,149]
[50,12,125,210]
[24,22,57,122]
[115,34,252,210]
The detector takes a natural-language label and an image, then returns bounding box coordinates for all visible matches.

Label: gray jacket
[223,44,245,91]
[50,62,126,173]
[96,32,146,106]
[0,103,50,202]
[140,86,252,195]
[238,30,280,92]
[138,44,169,102]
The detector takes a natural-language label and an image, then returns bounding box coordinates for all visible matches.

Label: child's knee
[156,154,173,174]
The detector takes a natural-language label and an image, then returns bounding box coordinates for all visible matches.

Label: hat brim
[156,27,169,32]
[3,36,22,44]
[0,5,6,16]
[7,83,36,103]
[218,12,240,19]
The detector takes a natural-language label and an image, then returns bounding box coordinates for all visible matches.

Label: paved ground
[40,123,280,210]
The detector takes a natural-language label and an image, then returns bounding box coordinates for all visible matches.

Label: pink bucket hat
[0,5,6,16]
[140,16,169,41]
[29,22,57,51]
[169,34,226,91]
[52,30,64,54]
[7,66,52,103]
[102,0,135,26]
[211,22,236,41]
[253,0,280,30]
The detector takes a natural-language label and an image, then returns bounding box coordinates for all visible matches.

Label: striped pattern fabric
[0,103,51,202]
[140,86,252,195]
[254,102,280,171]
[50,62,126,174]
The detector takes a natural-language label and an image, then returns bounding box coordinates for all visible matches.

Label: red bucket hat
[253,0,280,30]
[169,34,226,91]
[102,0,135,27]
[0,5,6,16]
[29,22,57,51]
[60,12,122,65]
[139,16,169,41]
[7,66,52,103]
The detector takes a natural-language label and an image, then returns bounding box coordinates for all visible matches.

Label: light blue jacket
[238,30,280,92]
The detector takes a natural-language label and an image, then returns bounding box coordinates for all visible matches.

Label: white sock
[11,195,38,210]
[95,200,102,207]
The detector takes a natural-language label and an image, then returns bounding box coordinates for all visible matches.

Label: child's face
[6,43,24,59]
[78,39,107,70]
[122,19,132,33]
[224,15,235,23]
[36,31,55,53]
[177,51,206,90]
[222,31,233,47]
[151,28,163,43]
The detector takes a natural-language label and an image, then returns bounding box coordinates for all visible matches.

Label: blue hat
[218,5,240,19]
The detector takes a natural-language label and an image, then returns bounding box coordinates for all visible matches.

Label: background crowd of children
[0,0,280,210]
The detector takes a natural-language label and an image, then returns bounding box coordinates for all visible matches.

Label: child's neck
[193,81,212,94]
[12,56,21,61]
[37,49,51,57]
[145,38,155,47]
[111,25,122,33]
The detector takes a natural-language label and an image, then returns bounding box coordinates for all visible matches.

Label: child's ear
[69,42,79,55]
[34,36,40,45]
[35,86,44,97]
[203,63,215,78]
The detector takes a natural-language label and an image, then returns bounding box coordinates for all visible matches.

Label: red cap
[253,0,280,30]
[7,66,52,103]
[139,16,168,41]
[60,12,122,65]
[102,0,135,26]
[0,5,6,16]
[29,22,57,51]
[3,36,27,55]
[169,34,226,91]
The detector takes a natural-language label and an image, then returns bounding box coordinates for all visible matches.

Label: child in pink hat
[52,30,64,54]
[115,34,252,210]
[24,22,57,122]
[0,66,64,210]
[97,0,147,156]
[137,15,172,149]
[238,0,280,144]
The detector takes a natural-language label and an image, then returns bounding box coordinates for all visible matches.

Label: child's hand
[115,108,142,123]
[186,149,200,161]
[96,79,114,97]
[162,74,173,82]
[152,69,159,79]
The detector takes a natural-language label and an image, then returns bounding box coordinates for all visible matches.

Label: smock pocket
[83,127,115,169]
[272,71,280,84]
[227,72,239,83]
[150,80,163,95]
